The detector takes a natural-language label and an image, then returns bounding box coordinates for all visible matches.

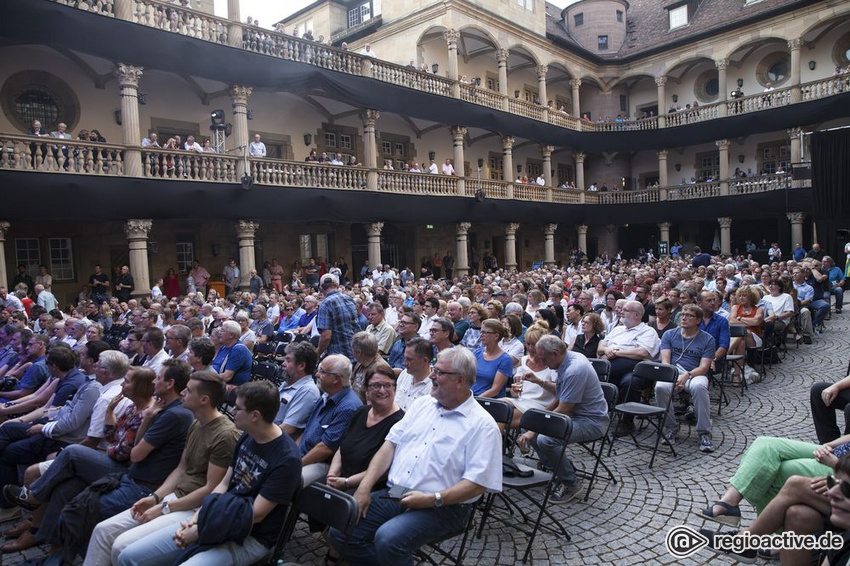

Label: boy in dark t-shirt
[116,380,302,565]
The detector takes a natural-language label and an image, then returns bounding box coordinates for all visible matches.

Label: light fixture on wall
[675,163,681,172]
[148,241,158,254]
[431,63,439,74]
[808,61,816,71]
[738,154,745,163]
[672,94,678,103]
[137,92,147,105]
[211,244,221,257]
[303,134,312,146]
[517,164,522,173]
[737,78,744,88]
[114,110,122,125]
[428,151,436,161]
[514,90,520,99]
[246,109,254,120]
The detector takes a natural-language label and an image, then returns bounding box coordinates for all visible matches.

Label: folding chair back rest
[476,397,513,427]
[729,324,747,338]
[254,342,276,356]
[274,342,289,356]
[599,382,618,411]
[252,361,280,382]
[631,361,678,384]
[296,484,360,537]
[588,358,611,382]
[519,409,571,441]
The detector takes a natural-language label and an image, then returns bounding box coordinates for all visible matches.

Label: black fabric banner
[811,129,850,255]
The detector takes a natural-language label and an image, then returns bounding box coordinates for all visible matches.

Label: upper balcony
[15,0,849,155]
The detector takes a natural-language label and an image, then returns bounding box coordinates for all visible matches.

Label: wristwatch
[434,492,444,508]
[162,501,171,515]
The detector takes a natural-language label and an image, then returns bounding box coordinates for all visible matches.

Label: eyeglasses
[316,368,339,378]
[430,368,460,378]
[367,382,395,391]
[480,330,499,335]
[232,405,249,413]
[429,328,446,334]
[828,475,850,498]
[680,313,699,319]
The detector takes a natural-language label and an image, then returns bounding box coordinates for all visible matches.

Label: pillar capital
[656,149,668,160]
[654,75,667,87]
[506,222,520,235]
[570,78,582,89]
[0,222,9,241]
[501,136,515,150]
[366,222,384,237]
[229,84,253,105]
[787,38,802,51]
[540,145,554,158]
[536,65,549,79]
[715,139,731,151]
[496,49,509,63]
[573,151,586,163]
[456,222,471,235]
[658,222,672,230]
[787,127,802,139]
[450,125,467,140]
[444,29,460,46]
[786,212,805,224]
[715,58,729,71]
[606,224,617,234]
[544,223,558,235]
[361,109,380,127]
[717,217,733,228]
[576,224,588,235]
[124,219,152,240]
[114,63,143,88]
[236,220,259,237]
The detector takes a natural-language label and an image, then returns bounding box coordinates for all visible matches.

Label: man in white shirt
[418,298,439,338]
[140,327,170,375]
[428,159,439,174]
[249,133,266,157]
[394,338,433,411]
[330,347,501,565]
[34,285,57,313]
[536,174,545,186]
[441,158,455,176]
[359,43,376,58]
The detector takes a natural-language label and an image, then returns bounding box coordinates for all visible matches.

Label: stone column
[456,222,471,277]
[502,136,515,199]
[657,149,669,193]
[115,63,144,177]
[445,29,461,97]
[655,76,667,128]
[236,220,259,288]
[716,58,729,117]
[0,222,9,289]
[497,49,510,111]
[788,127,802,164]
[716,139,730,195]
[230,85,253,179]
[125,220,152,297]
[227,0,242,47]
[718,217,732,256]
[541,145,553,187]
[788,38,802,103]
[570,79,582,119]
[505,223,520,270]
[114,0,132,21]
[576,224,588,255]
[451,126,467,196]
[544,224,558,266]
[366,222,383,270]
[537,65,549,120]
[362,109,380,191]
[658,222,672,254]
[787,212,805,251]
[573,152,586,191]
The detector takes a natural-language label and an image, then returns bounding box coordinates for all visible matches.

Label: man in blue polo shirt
[298,354,361,485]
[275,341,320,438]
[697,290,730,373]
[824,256,846,314]
[213,321,252,387]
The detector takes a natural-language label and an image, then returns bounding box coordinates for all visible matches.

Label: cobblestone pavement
[2,315,845,565]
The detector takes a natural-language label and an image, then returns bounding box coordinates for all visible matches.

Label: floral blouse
[104,403,144,463]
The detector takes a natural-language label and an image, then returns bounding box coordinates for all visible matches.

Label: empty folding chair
[588,358,611,382]
[577,381,618,500]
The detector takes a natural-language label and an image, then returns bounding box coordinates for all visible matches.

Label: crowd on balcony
[0,237,847,563]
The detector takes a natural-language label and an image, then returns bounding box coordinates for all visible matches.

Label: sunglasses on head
[828,475,850,498]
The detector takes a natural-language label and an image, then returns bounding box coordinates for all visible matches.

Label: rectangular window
[299,235,313,263]
[574,13,583,26]
[48,238,74,281]
[381,141,392,155]
[315,234,329,261]
[526,161,542,179]
[598,35,609,51]
[348,2,372,27]
[517,0,533,10]
[176,241,194,275]
[394,143,405,157]
[340,134,353,150]
[488,154,503,181]
[669,5,688,29]
[324,132,336,148]
[14,238,41,276]
[486,73,499,92]
[616,10,623,22]
[619,94,627,112]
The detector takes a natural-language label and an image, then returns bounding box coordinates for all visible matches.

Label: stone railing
[0,133,125,175]
[466,178,510,200]
[252,160,368,189]
[729,173,791,195]
[132,0,230,45]
[595,188,660,204]
[378,169,458,195]
[553,188,586,204]
[513,182,549,202]
[141,147,238,181]
[49,0,850,135]
[667,181,722,200]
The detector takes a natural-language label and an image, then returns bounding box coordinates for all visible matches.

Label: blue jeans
[96,474,152,521]
[328,488,472,566]
[0,422,66,508]
[810,299,830,328]
[531,418,607,485]
[30,444,128,544]
[830,286,844,310]
[117,523,269,566]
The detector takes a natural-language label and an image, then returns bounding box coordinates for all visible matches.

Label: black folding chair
[588,358,611,382]
[476,396,514,455]
[477,408,573,564]
[253,341,276,360]
[747,320,776,378]
[252,360,282,384]
[576,381,618,500]
[722,324,748,394]
[417,500,481,566]
[606,361,678,468]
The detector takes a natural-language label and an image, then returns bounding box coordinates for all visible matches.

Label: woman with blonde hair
[505,321,558,428]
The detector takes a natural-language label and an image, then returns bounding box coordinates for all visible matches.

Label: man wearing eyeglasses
[387,314,421,373]
[330,347,501,566]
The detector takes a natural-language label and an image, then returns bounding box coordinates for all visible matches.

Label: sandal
[694,500,741,526]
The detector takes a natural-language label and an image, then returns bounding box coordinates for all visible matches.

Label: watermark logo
[665,525,709,558]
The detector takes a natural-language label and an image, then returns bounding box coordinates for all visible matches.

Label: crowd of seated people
[0,240,845,563]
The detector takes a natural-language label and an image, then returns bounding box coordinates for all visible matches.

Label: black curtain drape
[811,129,850,259]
